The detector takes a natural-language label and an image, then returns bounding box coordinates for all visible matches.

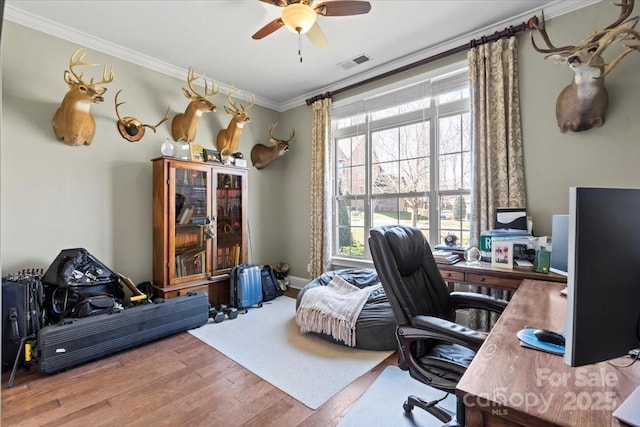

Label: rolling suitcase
[230,264,263,310]
[36,291,209,374]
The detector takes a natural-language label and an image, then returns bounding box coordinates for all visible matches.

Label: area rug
[188,296,392,409]
[338,366,457,427]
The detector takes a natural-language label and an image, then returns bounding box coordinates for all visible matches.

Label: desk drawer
[440,270,465,282]
[467,274,521,290]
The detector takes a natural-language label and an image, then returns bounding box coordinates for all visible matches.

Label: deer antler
[144,107,170,132]
[268,122,295,145]
[114,89,127,123]
[227,86,239,111]
[68,48,114,89]
[227,86,256,112]
[593,0,635,38]
[186,67,218,99]
[532,0,640,77]
[530,11,577,54]
[115,90,170,141]
[588,16,640,77]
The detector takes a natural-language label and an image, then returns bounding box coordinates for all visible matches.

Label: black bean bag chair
[295,268,397,351]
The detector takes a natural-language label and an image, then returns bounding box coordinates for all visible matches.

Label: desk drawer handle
[479,277,485,282]
[446,273,452,277]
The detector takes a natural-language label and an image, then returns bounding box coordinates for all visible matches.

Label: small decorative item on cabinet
[190,143,205,162]
[160,138,175,156]
[203,148,222,163]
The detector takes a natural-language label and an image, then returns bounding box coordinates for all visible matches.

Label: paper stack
[432,250,460,265]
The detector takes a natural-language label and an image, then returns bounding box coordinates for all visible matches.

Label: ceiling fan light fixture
[281,3,317,34]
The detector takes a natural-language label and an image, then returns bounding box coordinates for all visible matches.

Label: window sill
[330,256,374,270]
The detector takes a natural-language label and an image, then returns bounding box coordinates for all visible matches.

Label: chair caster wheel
[403,402,413,413]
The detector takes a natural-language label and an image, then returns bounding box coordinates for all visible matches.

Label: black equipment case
[36,291,209,374]
[2,271,46,387]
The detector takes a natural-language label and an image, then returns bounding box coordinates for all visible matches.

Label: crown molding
[290,0,601,110]
[3,4,281,111]
[5,1,600,113]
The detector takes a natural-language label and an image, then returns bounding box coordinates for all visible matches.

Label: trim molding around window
[330,61,471,262]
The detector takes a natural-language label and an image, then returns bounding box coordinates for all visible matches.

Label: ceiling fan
[252,0,372,50]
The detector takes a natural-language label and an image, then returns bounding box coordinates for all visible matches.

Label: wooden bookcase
[151,157,248,307]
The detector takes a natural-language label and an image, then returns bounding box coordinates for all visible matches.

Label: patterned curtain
[467,37,527,330]
[309,98,332,278]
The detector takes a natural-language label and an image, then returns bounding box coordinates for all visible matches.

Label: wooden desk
[456,280,640,426]
[439,261,566,291]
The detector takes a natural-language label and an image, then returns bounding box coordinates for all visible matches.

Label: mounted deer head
[114,90,169,142]
[216,87,256,157]
[52,48,115,146]
[250,123,295,170]
[530,0,640,133]
[171,67,218,143]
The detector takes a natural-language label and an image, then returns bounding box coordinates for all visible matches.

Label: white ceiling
[4,0,597,111]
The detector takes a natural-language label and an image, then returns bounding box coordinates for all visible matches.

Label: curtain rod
[305,15,540,106]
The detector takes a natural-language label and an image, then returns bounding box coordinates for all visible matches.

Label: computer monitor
[550,214,569,277]
[564,187,640,368]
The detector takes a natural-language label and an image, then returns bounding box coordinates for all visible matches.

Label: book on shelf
[178,206,194,224]
[175,247,206,277]
[216,243,242,270]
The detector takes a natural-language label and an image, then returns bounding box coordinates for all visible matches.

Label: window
[332,64,471,261]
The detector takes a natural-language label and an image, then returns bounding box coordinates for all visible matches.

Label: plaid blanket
[296,274,381,347]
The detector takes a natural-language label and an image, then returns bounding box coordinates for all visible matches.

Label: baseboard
[288,275,310,290]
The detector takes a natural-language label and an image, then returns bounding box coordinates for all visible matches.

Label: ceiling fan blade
[252,17,285,39]
[259,0,288,6]
[307,22,328,49]
[314,1,371,16]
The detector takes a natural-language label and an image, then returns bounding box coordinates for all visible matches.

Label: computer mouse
[534,329,565,346]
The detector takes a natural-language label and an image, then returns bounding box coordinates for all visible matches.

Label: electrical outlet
[307,263,311,273]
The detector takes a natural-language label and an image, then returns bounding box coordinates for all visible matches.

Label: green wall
[3,1,640,283]
[519,1,640,235]
[0,21,280,283]
[278,1,640,277]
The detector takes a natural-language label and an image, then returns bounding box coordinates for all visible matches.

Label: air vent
[338,54,372,70]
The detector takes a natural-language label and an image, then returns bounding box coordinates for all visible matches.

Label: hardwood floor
[1,295,398,426]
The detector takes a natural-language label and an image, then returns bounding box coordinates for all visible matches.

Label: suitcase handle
[9,307,19,339]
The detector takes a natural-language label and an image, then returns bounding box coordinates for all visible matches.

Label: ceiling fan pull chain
[298,32,303,63]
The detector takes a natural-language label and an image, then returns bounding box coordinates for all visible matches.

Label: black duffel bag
[70,295,117,318]
[42,248,123,320]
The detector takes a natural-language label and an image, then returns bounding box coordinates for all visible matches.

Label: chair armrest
[449,291,507,315]
[401,315,486,351]
[396,316,488,392]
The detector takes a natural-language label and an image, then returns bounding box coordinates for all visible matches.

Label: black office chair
[369,225,507,426]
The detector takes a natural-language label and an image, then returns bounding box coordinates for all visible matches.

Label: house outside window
[332,64,471,262]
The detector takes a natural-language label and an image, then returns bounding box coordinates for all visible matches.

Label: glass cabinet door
[170,165,212,283]
[215,172,244,272]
